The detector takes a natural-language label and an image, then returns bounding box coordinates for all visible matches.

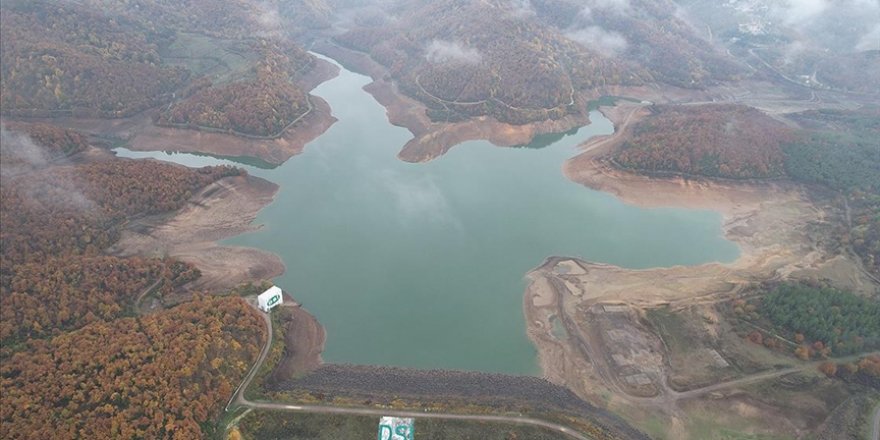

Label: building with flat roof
[258,286,283,312]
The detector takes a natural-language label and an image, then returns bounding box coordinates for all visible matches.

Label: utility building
[258,286,283,312]
[378,417,413,440]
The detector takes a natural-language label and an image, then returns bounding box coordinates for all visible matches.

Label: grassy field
[233,410,573,440]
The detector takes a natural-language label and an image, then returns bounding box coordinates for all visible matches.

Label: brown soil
[108,173,284,292]
[268,302,327,384]
[312,40,592,163]
[523,103,879,436]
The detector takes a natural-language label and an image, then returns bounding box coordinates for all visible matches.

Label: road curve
[225,299,273,412]
[669,367,802,401]
[225,300,593,440]
[244,401,592,440]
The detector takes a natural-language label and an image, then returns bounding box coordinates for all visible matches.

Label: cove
[116,55,739,375]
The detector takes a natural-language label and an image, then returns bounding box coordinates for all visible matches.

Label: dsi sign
[257,286,283,312]
[378,417,414,440]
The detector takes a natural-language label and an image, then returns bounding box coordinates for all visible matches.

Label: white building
[257,286,283,312]
[378,417,413,440]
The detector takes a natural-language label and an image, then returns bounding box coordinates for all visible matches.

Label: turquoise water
[116,56,739,374]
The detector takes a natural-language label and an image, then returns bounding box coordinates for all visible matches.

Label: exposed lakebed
[116,55,739,375]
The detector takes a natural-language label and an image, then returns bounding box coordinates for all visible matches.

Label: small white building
[378,417,413,440]
[257,286,283,312]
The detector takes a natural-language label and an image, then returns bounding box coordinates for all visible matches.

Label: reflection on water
[115,55,739,374]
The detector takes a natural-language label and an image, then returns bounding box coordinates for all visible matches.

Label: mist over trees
[0,124,261,438]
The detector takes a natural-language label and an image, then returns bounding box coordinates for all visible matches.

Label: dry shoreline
[312,40,593,162]
[108,172,285,293]
[123,58,341,164]
[19,58,344,298]
[524,103,879,409]
[267,301,327,385]
[14,58,340,166]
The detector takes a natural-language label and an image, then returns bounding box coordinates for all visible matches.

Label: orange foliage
[0,122,263,438]
[334,0,644,124]
[156,41,314,137]
[0,160,241,269]
[0,296,266,439]
[615,105,794,179]
[0,256,198,344]
[818,362,838,378]
[1,123,89,160]
[858,355,880,377]
[0,1,186,118]
[794,345,813,361]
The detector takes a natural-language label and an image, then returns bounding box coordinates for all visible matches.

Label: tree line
[751,283,879,357]
[614,105,879,276]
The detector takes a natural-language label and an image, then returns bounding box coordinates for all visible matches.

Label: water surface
[117,56,739,374]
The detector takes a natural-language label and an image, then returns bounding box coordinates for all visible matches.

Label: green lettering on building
[267,294,280,307]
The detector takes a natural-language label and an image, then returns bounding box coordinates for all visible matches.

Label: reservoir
[117,55,739,375]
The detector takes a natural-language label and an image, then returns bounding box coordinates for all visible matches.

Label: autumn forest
[0,123,264,439]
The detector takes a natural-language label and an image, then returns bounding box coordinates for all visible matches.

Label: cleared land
[521,102,878,439]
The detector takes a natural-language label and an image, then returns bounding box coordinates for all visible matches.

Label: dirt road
[135,279,161,314]
[225,300,596,440]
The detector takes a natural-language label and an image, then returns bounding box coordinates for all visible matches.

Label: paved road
[871,403,879,440]
[224,299,273,413]
[243,401,592,440]
[227,299,875,439]
[225,301,595,440]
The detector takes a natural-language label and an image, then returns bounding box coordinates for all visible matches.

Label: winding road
[872,403,879,440]
[225,298,878,440]
[225,300,594,440]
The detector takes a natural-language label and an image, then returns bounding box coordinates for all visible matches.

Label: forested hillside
[155,41,313,137]
[1,256,198,345]
[0,124,265,438]
[752,283,880,356]
[0,0,316,137]
[333,0,647,124]
[530,0,744,88]
[783,109,880,193]
[611,105,878,276]
[0,160,240,270]
[0,123,89,163]
[784,108,880,276]
[328,0,743,125]
[614,104,793,179]
[0,296,265,439]
[0,1,186,118]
